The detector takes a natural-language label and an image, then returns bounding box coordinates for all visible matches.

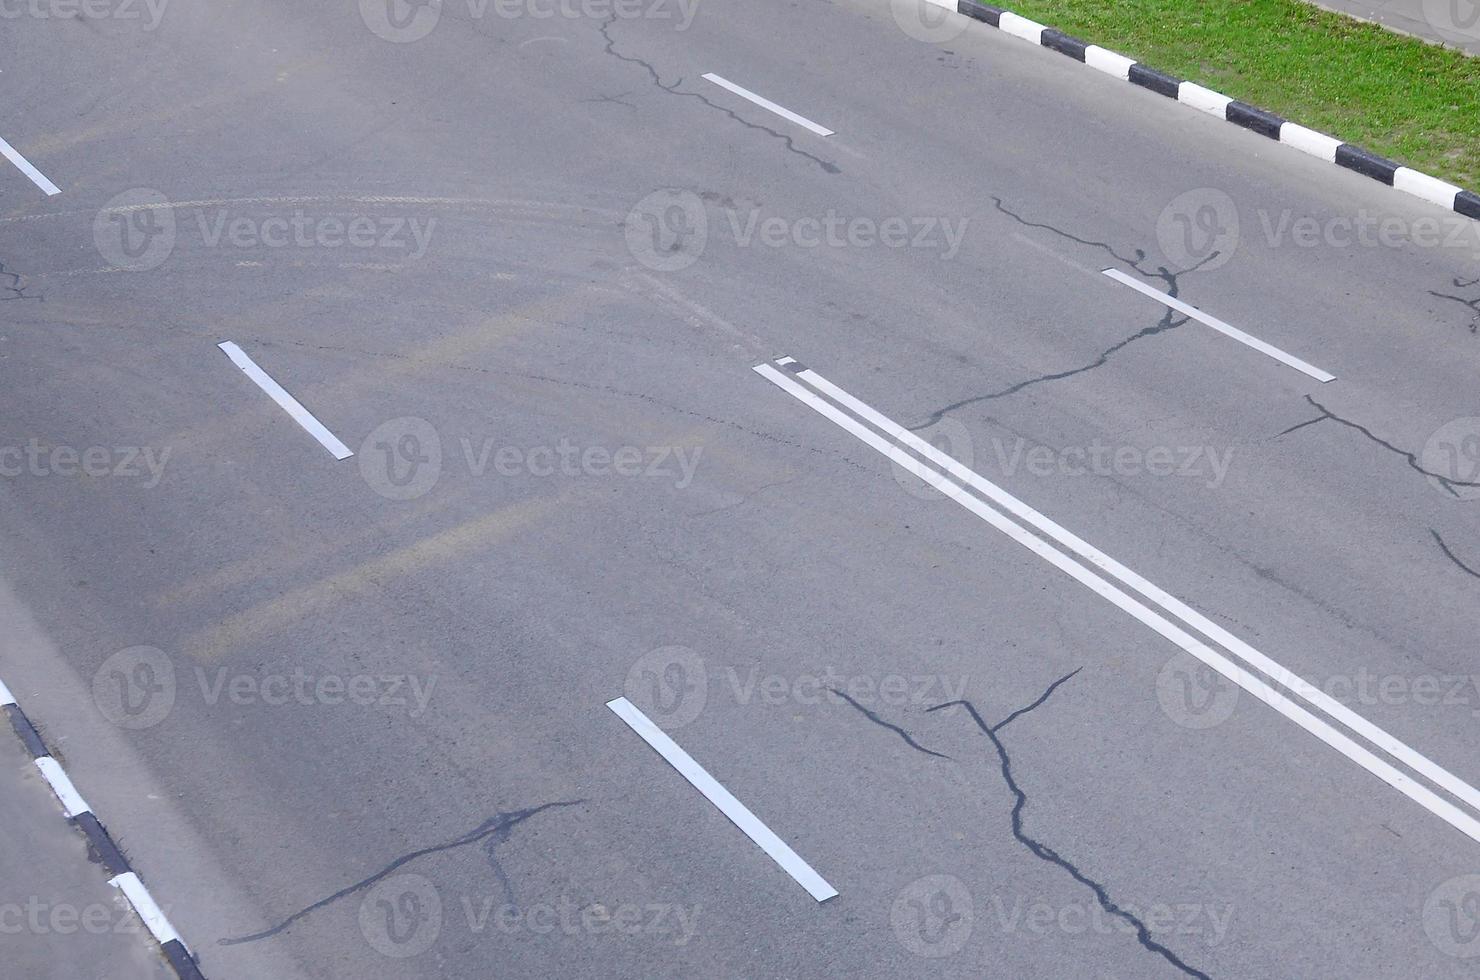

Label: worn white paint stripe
[1101,269,1335,383]
[797,365,1480,818]
[607,696,838,901]
[757,363,1480,844]
[35,757,90,818]
[1177,82,1232,117]
[1394,168,1462,208]
[1084,46,1136,80]
[997,11,1045,42]
[700,74,834,137]
[0,135,60,196]
[217,342,354,459]
[111,873,182,946]
[0,677,14,706]
[1278,122,1342,163]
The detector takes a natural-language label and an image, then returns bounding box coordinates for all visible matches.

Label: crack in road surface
[830,687,952,759]
[0,261,41,302]
[1432,528,1480,581]
[1276,394,1480,497]
[597,18,840,174]
[931,669,1212,980]
[218,800,584,945]
[1429,276,1480,333]
[908,199,1214,430]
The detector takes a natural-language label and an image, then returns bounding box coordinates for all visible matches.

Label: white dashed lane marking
[607,697,838,902]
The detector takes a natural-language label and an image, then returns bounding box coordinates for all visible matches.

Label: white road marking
[795,363,1480,819]
[217,342,354,460]
[1101,269,1336,383]
[607,697,838,901]
[35,757,90,818]
[755,360,1480,845]
[700,74,834,137]
[0,676,14,706]
[111,873,182,946]
[0,135,60,196]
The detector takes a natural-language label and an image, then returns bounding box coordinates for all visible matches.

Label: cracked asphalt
[1,0,1479,977]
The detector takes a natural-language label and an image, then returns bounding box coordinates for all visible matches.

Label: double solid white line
[608,697,838,902]
[755,356,1480,845]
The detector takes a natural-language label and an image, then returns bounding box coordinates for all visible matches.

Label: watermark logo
[890,0,966,43]
[624,646,707,728]
[92,646,176,730]
[0,439,170,487]
[360,0,441,42]
[985,895,1233,945]
[892,417,973,500]
[360,0,698,39]
[990,437,1233,489]
[360,873,442,958]
[0,0,169,29]
[1156,188,1239,272]
[94,188,176,272]
[1422,0,1480,45]
[626,190,707,272]
[94,194,436,270]
[0,897,148,935]
[361,417,444,501]
[1259,209,1480,257]
[1156,653,1240,730]
[891,874,973,957]
[625,191,967,271]
[721,208,968,257]
[1423,418,1480,500]
[464,895,700,944]
[356,421,704,500]
[1423,874,1480,958]
[92,647,438,727]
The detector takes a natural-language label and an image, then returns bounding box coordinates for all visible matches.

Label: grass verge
[978,0,1480,189]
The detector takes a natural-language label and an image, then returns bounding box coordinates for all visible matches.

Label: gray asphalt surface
[0,714,173,980]
[2,0,1480,977]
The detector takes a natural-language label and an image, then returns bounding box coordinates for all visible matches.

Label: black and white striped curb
[0,676,205,980]
[926,0,1480,221]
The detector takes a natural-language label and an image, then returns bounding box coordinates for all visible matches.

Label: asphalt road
[2,0,1480,977]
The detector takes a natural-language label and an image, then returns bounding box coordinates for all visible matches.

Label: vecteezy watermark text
[0,440,169,487]
[358,0,701,43]
[622,646,968,729]
[359,418,704,500]
[92,647,437,729]
[624,190,970,271]
[0,0,167,28]
[94,189,437,271]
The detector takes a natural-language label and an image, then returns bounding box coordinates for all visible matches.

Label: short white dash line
[1102,269,1335,383]
[0,134,60,196]
[217,341,354,460]
[607,697,838,902]
[700,74,834,137]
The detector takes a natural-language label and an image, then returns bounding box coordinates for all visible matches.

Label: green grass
[982,0,1480,189]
